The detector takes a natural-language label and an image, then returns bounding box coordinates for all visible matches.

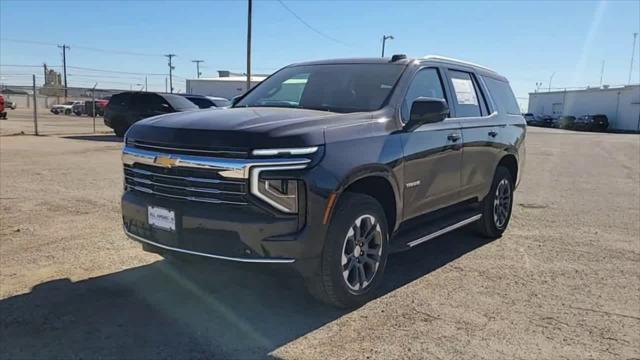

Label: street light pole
[192,60,204,78]
[246,0,252,91]
[629,32,638,84]
[548,72,556,92]
[381,35,394,57]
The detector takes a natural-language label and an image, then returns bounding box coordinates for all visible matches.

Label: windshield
[235,64,405,113]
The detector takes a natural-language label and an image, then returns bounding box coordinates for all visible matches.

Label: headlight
[250,165,307,213]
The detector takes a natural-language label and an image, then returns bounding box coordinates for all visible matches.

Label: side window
[401,68,446,122]
[482,76,521,115]
[448,70,482,118]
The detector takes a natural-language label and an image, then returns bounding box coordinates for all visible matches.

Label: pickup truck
[121,55,526,307]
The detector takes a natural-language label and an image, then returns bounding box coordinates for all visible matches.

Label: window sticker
[451,78,478,105]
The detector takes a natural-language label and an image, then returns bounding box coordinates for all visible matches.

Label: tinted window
[482,76,520,115]
[108,93,132,109]
[163,94,199,111]
[186,97,214,109]
[134,93,168,112]
[236,64,404,113]
[401,68,446,122]
[448,70,482,117]
[211,99,231,107]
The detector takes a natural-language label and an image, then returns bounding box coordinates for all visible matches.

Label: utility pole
[165,77,168,93]
[191,60,204,78]
[58,44,70,98]
[629,32,638,84]
[145,76,148,92]
[599,60,605,87]
[246,0,252,91]
[164,54,176,93]
[381,35,394,57]
[548,72,555,92]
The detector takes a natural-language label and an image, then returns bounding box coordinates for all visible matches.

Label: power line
[1,38,163,57]
[276,0,353,48]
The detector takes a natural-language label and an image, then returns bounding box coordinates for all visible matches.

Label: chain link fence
[1,82,120,136]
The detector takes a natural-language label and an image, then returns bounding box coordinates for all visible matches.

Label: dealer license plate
[148,206,175,232]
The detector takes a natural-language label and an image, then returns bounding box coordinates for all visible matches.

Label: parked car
[540,115,554,127]
[523,113,535,125]
[181,94,231,109]
[0,95,6,119]
[72,102,85,116]
[51,101,82,115]
[104,92,199,137]
[574,114,609,131]
[555,115,576,129]
[120,55,526,307]
[85,99,109,117]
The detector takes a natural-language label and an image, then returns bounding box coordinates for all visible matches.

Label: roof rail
[421,55,497,73]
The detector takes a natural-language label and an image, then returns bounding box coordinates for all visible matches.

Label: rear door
[444,69,503,201]
[400,67,463,221]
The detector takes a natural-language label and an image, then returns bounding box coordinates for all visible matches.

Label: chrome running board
[407,214,482,247]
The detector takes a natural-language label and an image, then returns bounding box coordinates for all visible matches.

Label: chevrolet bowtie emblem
[154,156,178,168]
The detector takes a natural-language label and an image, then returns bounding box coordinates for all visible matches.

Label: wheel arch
[332,166,401,233]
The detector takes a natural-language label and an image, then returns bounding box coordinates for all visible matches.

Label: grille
[130,139,249,158]
[124,163,248,205]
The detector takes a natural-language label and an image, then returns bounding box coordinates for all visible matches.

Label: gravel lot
[0,108,112,136]
[0,127,638,359]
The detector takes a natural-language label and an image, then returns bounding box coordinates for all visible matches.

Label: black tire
[476,166,514,238]
[114,125,127,138]
[306,192,389,308]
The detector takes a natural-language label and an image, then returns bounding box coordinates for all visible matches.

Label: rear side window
[134,93,169,112]
[186,97,214,109]
[109,93,132,109]
[163,94,199,111]
[448,70,483,118]
[401,68,446,122]
[482,77,520,115]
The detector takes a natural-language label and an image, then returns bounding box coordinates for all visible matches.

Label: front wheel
[307,193,389,308]
[476,166,514,238]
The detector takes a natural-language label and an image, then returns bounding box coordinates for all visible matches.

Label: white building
[186,71,267,99]
[528,84,640,131]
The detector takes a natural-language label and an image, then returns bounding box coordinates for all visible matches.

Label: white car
[51,101,82,115]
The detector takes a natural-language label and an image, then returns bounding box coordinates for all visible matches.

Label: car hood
[126,107,373,151]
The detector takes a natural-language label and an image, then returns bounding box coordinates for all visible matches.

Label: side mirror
[405,97,449,131]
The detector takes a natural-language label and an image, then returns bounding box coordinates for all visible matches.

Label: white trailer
[185,76,266,99]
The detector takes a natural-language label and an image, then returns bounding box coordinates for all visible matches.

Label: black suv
[121,56,526,307]
[181,94,231,109]
[104,92,199,137]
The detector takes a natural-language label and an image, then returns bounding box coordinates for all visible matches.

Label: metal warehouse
[528,84,640,131]
[186,71,267,99]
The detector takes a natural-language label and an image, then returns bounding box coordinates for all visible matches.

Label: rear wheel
[114,125,127,138]
[476,166,514,238]
[307,193,389,308]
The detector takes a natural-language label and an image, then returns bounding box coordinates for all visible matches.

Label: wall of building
[528,85,640,131]
[186,79,262,99]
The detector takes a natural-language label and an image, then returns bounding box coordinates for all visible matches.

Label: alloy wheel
[493,178,511,229]
[340,214,383,292]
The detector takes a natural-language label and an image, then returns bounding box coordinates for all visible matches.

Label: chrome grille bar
[124,167,243,185]
[126,184,248,205]
[124,175,244,195]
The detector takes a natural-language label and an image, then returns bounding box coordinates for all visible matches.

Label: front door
[400,67,462,221]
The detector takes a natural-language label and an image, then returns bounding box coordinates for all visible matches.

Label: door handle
[447,133,461,142]
[488,130,498,138]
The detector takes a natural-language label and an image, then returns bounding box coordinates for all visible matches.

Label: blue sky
[1,0,639,106]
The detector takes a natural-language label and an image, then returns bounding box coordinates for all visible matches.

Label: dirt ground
[0,108,112,136]
[0,127,638,359]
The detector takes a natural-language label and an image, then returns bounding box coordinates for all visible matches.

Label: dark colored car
[121,55,526,307]
[574,114,609,131]
[523,113,535,125]
[73,102,85,116]
[104,92,198,137]
[181,94,231,109]
[556,115,576,129]
[540,115,554,127]
[85,99,109,117]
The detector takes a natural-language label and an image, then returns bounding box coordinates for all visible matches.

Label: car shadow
[63,134,122,142]
[0,228,494,359]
